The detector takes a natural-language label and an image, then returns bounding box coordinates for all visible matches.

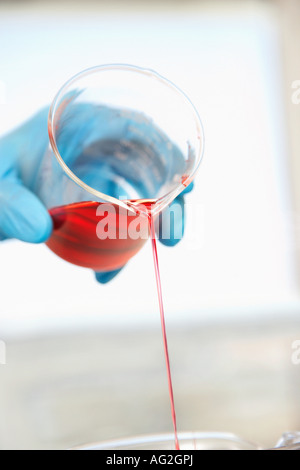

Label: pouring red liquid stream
[47,200,180,450]
[148,213,180,451]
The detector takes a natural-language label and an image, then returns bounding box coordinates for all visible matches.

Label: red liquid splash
[47,200,179,450]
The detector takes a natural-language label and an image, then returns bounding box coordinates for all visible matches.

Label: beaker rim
[48,63,205,215]
[71,431,261,450]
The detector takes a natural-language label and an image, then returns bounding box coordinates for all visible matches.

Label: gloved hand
[0,108,193,283]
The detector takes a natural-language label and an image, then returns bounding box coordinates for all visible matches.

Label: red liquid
[47,201,149,272]
[148,213,180,451]
[47,200,179,450]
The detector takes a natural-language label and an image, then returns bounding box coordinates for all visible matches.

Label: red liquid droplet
[47,199,180,450]
[181,174,189,187]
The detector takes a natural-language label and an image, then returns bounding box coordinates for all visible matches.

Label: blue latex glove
[0,108,53,244]
[0,108,193,283]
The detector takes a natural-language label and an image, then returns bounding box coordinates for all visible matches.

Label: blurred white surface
[0,1,299,337]
[1,320,299,450]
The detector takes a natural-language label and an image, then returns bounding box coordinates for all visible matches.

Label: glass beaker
[72,431,300,450]
[37,64,204,272]
[73,432,261,450]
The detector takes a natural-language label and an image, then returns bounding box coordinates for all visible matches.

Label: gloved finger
[0,232,8,242]
[95,267,124,284]
[17,108,50,190]
[0,179,53,243]
[0,108,50,191]
[156,181,193,246]
[182,181,194,195]
[157,195,185,247]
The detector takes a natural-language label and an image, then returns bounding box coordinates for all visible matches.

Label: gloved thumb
[95,267,124,284]
[0,179,53,243]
